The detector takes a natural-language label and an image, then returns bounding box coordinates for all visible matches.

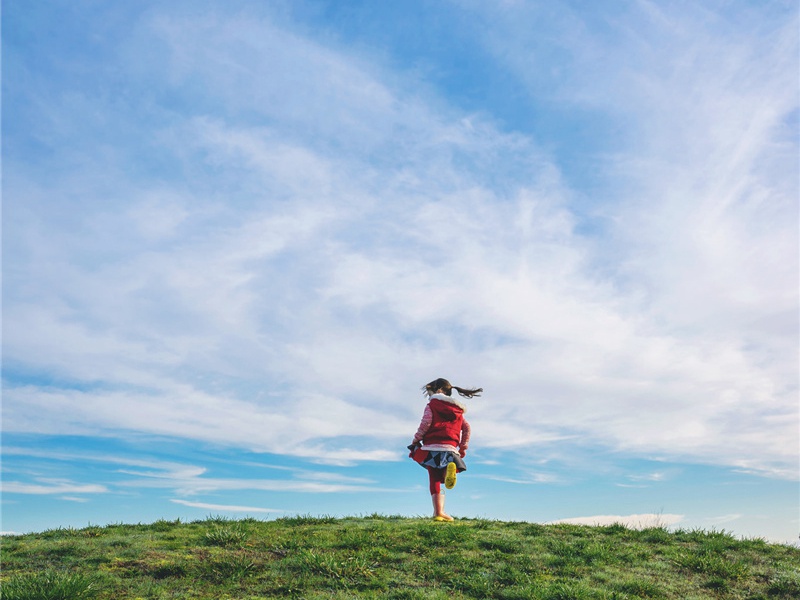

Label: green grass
[1,515,798,599]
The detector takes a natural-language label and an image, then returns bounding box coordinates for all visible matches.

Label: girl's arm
[411,404,433,445]
[459,419,471,456]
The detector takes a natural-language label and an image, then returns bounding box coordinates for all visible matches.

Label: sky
[2,0,798,544]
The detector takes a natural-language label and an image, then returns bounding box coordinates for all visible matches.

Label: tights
[427,466,445,495]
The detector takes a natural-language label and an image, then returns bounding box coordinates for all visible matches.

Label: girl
[408,377,483,522]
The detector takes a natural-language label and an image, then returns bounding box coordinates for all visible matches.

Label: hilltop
[2,515,798,599]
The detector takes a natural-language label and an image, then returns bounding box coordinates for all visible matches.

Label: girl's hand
[459,448,467,458]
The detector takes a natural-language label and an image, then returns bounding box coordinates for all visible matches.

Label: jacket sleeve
[411,404,433,444]
[460,419,471,450]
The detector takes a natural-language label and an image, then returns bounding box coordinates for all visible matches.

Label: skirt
[412,448,467,473]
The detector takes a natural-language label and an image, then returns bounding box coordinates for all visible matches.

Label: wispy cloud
[2,0,797,543]
[629,472,667,482]
[0,446,384,498]
[549,513,685,530]
[454,0,799,478]
[4,0,796,481]
[1,446,208,479]
[616,471,671,488]
[122,475,386,496]
[1,480,108,495]
[705,513,743,526]
[170,499,283,513]
[480,473,562,485]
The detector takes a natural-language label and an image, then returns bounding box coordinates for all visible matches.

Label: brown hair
[422,377,483,399]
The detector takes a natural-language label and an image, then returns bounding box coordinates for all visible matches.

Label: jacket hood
[429,393,467,413]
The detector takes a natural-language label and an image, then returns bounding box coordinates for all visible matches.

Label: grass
[1,515,798,599]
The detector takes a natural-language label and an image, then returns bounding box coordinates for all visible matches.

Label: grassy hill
[1,514,798,599]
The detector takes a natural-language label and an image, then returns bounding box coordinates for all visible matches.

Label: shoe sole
[444,462,457,489]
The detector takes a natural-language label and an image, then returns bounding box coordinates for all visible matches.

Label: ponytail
[452,385,483,399]
[422,378,483,399]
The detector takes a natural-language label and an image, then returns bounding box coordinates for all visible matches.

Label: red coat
[421,397,465,447]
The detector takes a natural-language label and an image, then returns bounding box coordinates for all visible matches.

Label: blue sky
[2,0,798,544]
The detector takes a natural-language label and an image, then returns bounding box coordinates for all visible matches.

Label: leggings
[427,466,445,495]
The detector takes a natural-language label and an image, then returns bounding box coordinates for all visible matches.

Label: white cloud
[3,0,796,485]
[549,513,685,529]
[2,385,406,461]
[1,480,108,495]
[0,446,208,480]
[0,446,386,500]
[125,476,389,496]
[170,499,283,513]
[627,471,670,482]
[445,0,799,477]
[480,473,562,485]
[705,513,743,526]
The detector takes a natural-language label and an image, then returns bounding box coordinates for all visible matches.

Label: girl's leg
[427,467,443,495]
[432,492,452,521]
[427,468,453,521]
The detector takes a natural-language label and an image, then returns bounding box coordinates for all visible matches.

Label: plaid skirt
[411,448,467,473]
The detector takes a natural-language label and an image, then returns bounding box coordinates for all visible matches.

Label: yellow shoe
[444,462,457,489]
[433,515,454,522]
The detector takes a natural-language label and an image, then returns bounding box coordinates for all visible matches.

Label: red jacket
[424,397,465,447]
[412,393,470,450]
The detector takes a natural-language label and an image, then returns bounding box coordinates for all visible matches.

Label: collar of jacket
[429,393,467,413]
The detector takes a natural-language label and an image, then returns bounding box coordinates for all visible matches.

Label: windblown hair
[422,378,483,399]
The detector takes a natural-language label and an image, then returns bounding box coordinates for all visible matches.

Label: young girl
[408,377,483,521]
